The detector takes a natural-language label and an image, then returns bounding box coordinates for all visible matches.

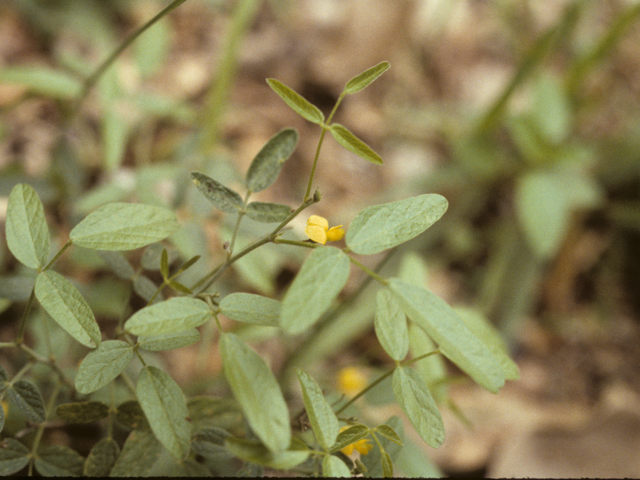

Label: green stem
[228,191,252,258]
[42,240,72,272]
[30,382,63,463]
[348,255,388,285]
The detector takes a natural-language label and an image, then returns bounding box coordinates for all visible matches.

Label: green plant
[0,60,519,477]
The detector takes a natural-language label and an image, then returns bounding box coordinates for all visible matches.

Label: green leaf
[138,328,200,351]
[115,401,149,431]
[322,455,352,477]
[56,401,110,424]
[110,430,162,477]
[330,424,369,453]
[408,323,447,404]
[160,248,170,279]
[380,450,393,478]
[220,333,291,452]
[35,270,101,348]
[388,279,505,393]
[375,425,403,447]
[190,172,243,213]
[220,293,281,327]
[266,78,325,125]
[224,437,309,470]
[245,128,299,192]
[167,280,193,295]
[191,427,234,462]
[7,379,46,422]
[361,416,405,478]
[35,445,85,477]
[136,366,191,460]
[374,289,409,361]
[454,308,520,381]
[97,250,135,279]
[5,184,50,269]
[75,340,134,394]
[346,194,448,255]
[281,246,350,334]
[344,61,390,94]
[296,369,339,451]
[124,297,210,336]
[133,274,162,304]
[0,66,82,99]
[329,123,383,165]
[0,438,30,476]
[245,202,292,223]
[392,367,444,448]
[70,203,179,250]
[0,400,4,433]
[83,438,120,477]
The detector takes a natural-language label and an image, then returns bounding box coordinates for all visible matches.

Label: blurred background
[1,0,640,477]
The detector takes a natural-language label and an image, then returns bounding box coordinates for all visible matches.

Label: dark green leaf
[266,79,325,124]
[296,369,339,451]
[138,328,200,351]
[0,438,30,476]
[75,340,134,394]
[330,424,369,453]
[245,202,292,223]
[83,438,120,477]
[329,123,383,165]
[190,172,243,213]
[220,293,281,326]
[167,280,193,295]
[110,430,162,477]
[192,427,234,462]
[344,61,390,94]
[115,401,149,430]
[35,445,85,477]
[380,451,393,478]
[224,436,309,470]
[245,128,299,192]
[56,401,109,424]
[374,425,403,446]
[7,379,45,422]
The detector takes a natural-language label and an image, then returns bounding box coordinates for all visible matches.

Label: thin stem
[42,240,72,272]
[228,191,252,258]
[272,239,318,249]
[348,255,388,285]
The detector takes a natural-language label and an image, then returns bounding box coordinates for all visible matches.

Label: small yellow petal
[307,215,329,230]
[355,439,373,455]
[337,367,368,396]
[326,225,345,242]
[305,225,328,244]
[341,443,355,456]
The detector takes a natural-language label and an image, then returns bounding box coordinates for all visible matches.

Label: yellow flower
[1,400,8,417]
[305,215,345,245]
[337,366,368,397]
[339,426,373,456]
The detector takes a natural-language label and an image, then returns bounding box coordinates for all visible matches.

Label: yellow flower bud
[339,426,373,456]
[305,215,345,244]
[337,366,368,397]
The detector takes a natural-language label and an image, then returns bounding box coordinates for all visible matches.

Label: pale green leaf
[138,328,200,351]
[70,203,179,250]
[97,250,135,279]
[266,78,325,124]
[190,171,243,213]
[408,323,447,404]
[329,123,383,165]
[220,293,281,326]
[75,340,134,394]
[392,367,444,448]
[533,72,571,145]
[110,430,162,477]
[224,437,309,470]
[296,369,339,451]
[330,424,369,453]
[7,380,46,422]
[5,184,50,269]
[136,366,191,460]
[381,450,393,478]
[346,194,448,255]
[388,279,505,393]
[0,66,82,99]
[0,438,30,476]
[344,61,390,94]
[56,401,110,424]
[281,246,350,334]
[35,270,101,348]
[322,455,352,477]
[245,202,292,223]
[220,333,291,452]
[35,445,85,477]
[360,416,405,478]
[374,289,409,361]
[133,274,161,304]
[102,106,131,172]
[124,297,210,336]
[245,128,298,192]
[83,438,120,477]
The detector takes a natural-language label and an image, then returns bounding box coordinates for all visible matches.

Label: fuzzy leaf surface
[124,297,210,336]
[266,78,325,124]
[224,437,309,469]
[138,328,200,351]
[297,369,339,451]
[374,289,409,361]
[220,293,281,326]
[75,340,134,394]
[7,380,46,423]
[245,201,292,223]
[190,172,243,213]
[0,438,30,476]
[245,128,298,192]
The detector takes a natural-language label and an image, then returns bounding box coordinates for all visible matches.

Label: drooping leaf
[56,401,110,424]
[6,379,46,423]
[346,194,448,255]
[266,78,325,125]
[245,202,292,223]
[245,128,298,192]
[109,430,162,477]
[322,454,352,477]
[75,340,134,394]
[35,270,101,348]
[220,293,281,327]
[138,328,200,351]
[374,289,409,361]
[392,367,444,448]
[34,445,85,477]
[70,203,179,250]
[224,436,309,470]
[124,297,210,336]
[375,424,403,447]
[380,450,393,478]
[296,369,339,451]
[0,438,30,476]
[5,184,50,269]
[190,172,243,213]
[329,123,383,165]
[220,333,291,452]
[136,366,191,460]
[388,279,505,393]
[83,438,120,477]
[344,61,390,94]
[0,66,82,99]
[330,424,370,453]
[281,246,350,335]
